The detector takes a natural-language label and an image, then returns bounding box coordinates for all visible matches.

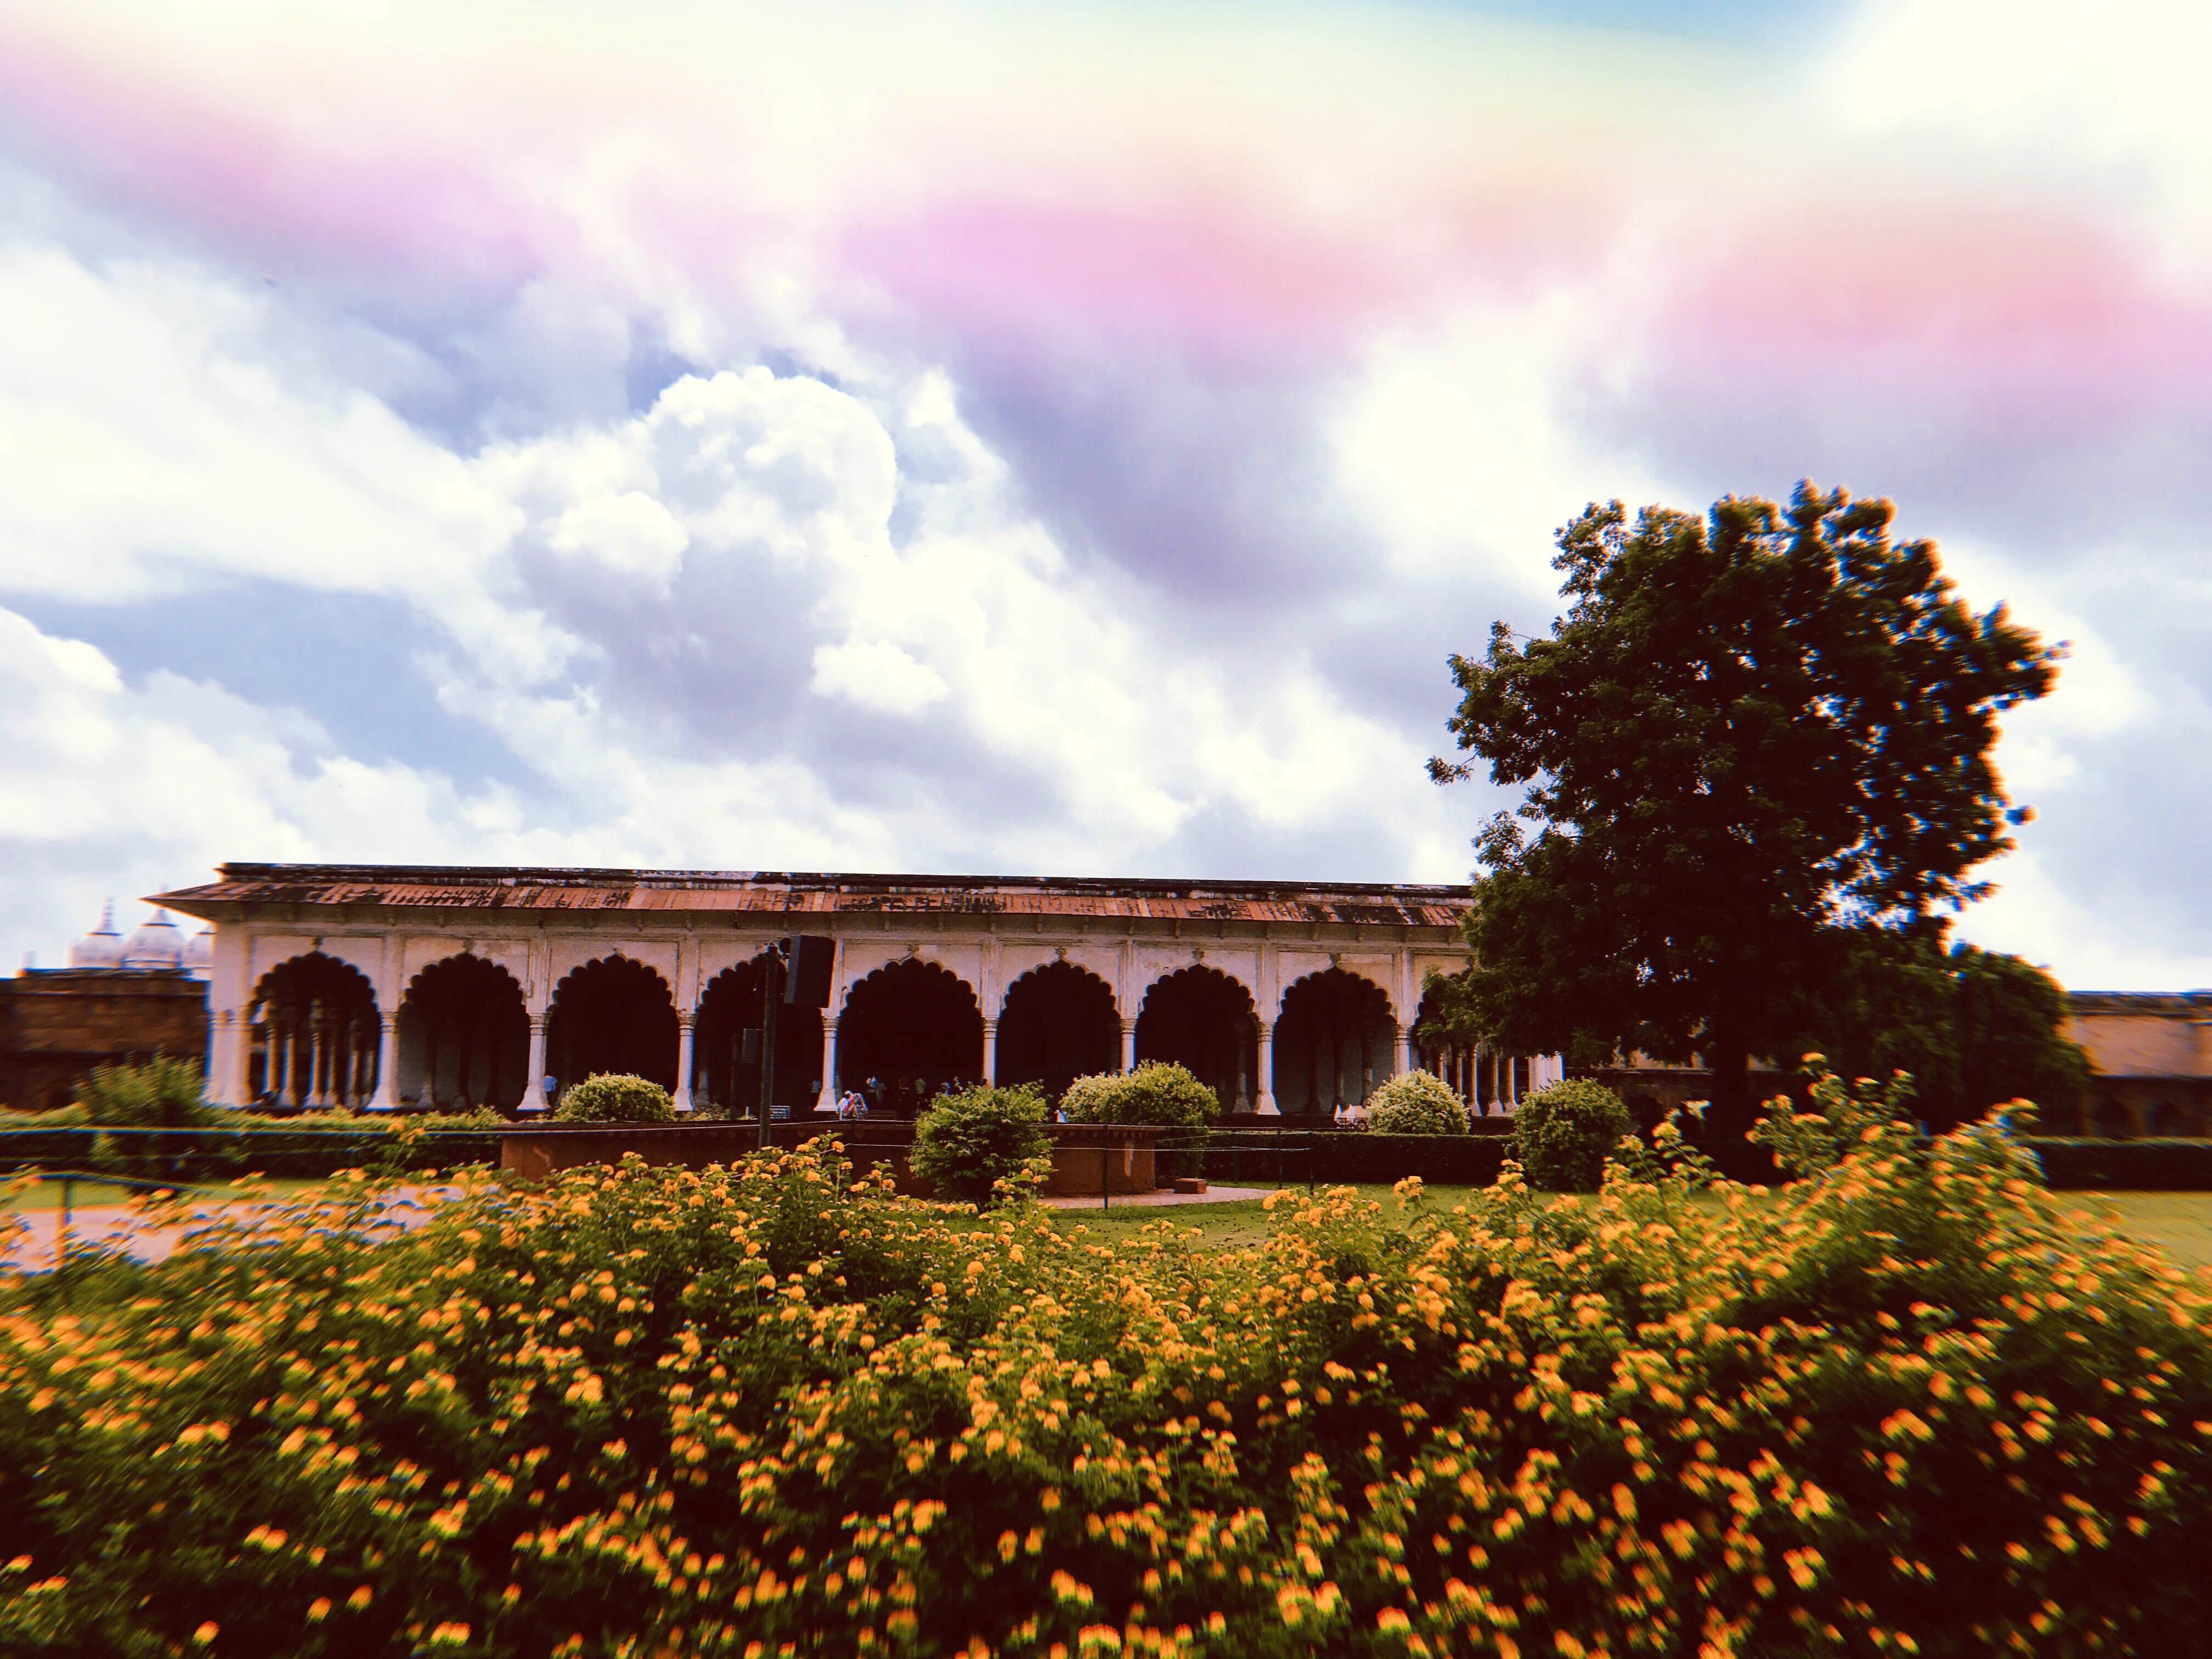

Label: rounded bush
[554,1073,676,1125]
[1364,1069,1471,1135]
[1512,1077,1632,1191]
[911,1084,1051,1206]
[1059,1060,1219,1130]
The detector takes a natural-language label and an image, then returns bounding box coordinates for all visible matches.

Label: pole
[758,946,783,1153]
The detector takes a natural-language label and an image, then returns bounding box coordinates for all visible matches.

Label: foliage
[910,1084,1051,1206]
[1059,1062,1221,1130]
[1511,1076,1633,1191]
[1815,936,2090,1132]
[7,1105,2211,1656]
[75,1058,218,1130]
[552,1074,675,1126]
[1430,484,2060,1146]
[1362,1070,1469,1136]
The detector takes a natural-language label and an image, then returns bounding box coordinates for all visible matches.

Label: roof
[150,864,1476,930]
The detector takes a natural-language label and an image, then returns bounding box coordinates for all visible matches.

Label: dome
[119,910,186,971]
[184,925,215,978]
[66,901,126,970]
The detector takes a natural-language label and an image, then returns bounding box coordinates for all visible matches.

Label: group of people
[833,1075,962,1120]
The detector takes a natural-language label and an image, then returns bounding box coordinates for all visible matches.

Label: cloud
[809,640,951,715]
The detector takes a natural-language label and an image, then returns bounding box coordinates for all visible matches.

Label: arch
[2148,1098,2187,1137]
[546,954,679,1096]
[837,958,985,1118]
[694,956,826,1118]
[1135,966,1257,1115]
[399,953,528,1111]
[1412,975,1479,1110]
[249,952,380,1109]
[2092,1097,2132,1139]
[997,961,1120,1098]
[1274,967,1394,1116]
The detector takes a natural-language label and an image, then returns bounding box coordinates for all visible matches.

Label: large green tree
[1430,484,2062,1149]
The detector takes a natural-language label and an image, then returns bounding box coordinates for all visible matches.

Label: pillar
[370,1014,399,1111]
[525,1011,549,1111]
[1254,1021,1278,1115]
[212,1008,246,1107]
[1120,1019,1137,1073]
[1394,1023,1412,1077]
[817,1017,841,1114]
[981,1019,998,1086]
[673,1013,696,1114]
[278,1016,298,1108]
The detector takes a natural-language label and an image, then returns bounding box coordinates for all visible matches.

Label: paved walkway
[1045,1185,1271,1210]
[2,1188,445,1273]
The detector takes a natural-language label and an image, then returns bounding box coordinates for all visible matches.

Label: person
[539,1074,558,1111]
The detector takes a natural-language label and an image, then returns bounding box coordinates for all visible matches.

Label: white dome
[119,911,186,970]
[184,926,215,977]
[66,901,126,970]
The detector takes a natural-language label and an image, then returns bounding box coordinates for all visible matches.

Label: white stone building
[153,864,1562,1116]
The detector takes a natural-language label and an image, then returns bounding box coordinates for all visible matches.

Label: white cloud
[548,490,690,585]
[809,639,950,714]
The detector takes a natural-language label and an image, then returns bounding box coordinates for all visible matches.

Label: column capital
[676,1010,695,1030]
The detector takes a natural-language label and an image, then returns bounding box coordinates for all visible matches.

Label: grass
[2,1175,340,1213]
[1046,1182,2212,1269]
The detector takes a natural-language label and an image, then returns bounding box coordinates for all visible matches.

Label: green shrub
[76,1057,217,1130]
[5,1103,2210,1657]
[552,1073,675,1125]
[1363,1069,1470,1135]
[1511,1075,1632,1190]
[910,1083,1051,1205]
[1060,1060,1220,1178]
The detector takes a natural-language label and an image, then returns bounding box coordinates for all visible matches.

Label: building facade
[0,906,213,1113]
[2063,992,2212,1138]
[153,864,1564,1116]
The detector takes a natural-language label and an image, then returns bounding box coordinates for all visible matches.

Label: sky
[1,0,2208,992]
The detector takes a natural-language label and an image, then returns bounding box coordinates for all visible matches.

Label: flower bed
[3,1110,2209,1656]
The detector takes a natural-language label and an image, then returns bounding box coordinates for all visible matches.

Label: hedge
[2021,1136,2212,1190]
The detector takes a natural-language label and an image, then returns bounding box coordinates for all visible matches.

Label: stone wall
[0,969,210,1113]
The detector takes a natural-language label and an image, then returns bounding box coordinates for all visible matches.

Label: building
[2063,992,2212,1138]
[0,904,213,1113]
[149,862,1564,1116]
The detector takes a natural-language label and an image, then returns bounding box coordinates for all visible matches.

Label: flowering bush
[910,1084,1051,1205]
[1511,1076,1633,1191]
[3,1080,2210,1657]
[1363,1070,1470,1136]
[552,1074,675,1125]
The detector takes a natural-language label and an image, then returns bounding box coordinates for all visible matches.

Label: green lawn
[1047,1183,2212,1269]
[2,1175,337,1214]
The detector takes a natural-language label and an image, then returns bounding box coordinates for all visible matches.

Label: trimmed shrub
[552,1073,676,1125]
[1061,1060,1220,1178]
[1364,1069,1470,1135]
[1512,1076,1632,1191]
[1059,1060,1219,1129]
[910,1083,1050,1206]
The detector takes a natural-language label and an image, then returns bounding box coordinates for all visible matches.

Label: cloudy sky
[1,0,2206,990]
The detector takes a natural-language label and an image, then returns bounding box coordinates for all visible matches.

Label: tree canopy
[1430,483,2062,1148]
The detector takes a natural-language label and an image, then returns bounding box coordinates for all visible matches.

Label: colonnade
[227,944,1557,1117]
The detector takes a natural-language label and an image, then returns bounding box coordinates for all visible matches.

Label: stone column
[1394,1023,1412,1077]
[1120,1019,1137,1073]
[673,1013,696,1114]
[817,1017,841,1114]
[278,1017,298,1108]
[370,1014,399,1111]
[211,1008,246,1108]
[525,1011,549,1111]
[1254,1021,1279,1115]
[981,1020,998,1086]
